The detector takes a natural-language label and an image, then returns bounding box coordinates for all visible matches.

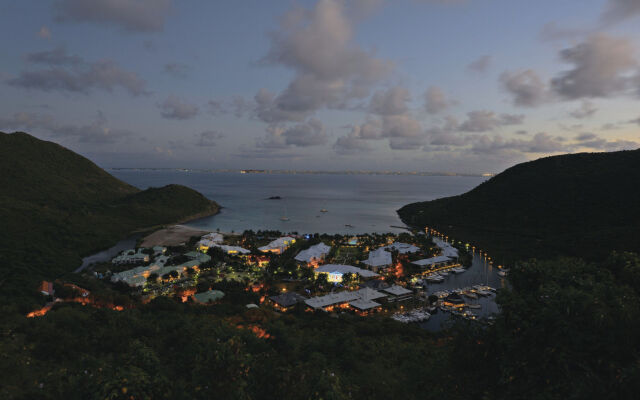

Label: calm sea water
[110,170,485,234]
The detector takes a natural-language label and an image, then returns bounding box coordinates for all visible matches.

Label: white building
[383,242,420,254]
[314,264,379,282]
[112,249,150,265]
[259,236,296,254]
[197,232,224,251]
[304,287,387,311]
[295,242,331,264]
[361,247,392,270]
[211,244,251,255]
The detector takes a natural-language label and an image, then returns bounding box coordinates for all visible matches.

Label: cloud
[38,26,51,39]
[8,47,147,96]
[333,134,373,153]
[467,55,491,73]
[424,86,451,114]
[163,63,190,78]
[574,132,639,151]
[575,132,598,141]
[54,0,172,33]
[458,110,524,132]
[259,118,328,148]
[369,87,410,115]
[197,130,223,147]
[158,95,199,120]
[569,100,598,119]
[500,69,548,107]
[25,46,82,66]
[551,34,637,99]
[281,118,328,146]
[600,0,640,26]
[630,116,640,125]
[256,0,393,123]
[0,111,132,143]
[470,132,568,155]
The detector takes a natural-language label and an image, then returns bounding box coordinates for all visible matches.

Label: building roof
[412,255,452,266]
[433,237,459,258]
[383,242,420,254]
[315,264,379,278]
[355,287,387,301]
[185,251,211,263]
[212,244,251,254]
[382,285,413,296]
[259,236,296,252]
[193,290,225,304]
[349,299,381,311]
[361,247,392,267]
[361,280,390,291]
[295,242,331,263]
[201,232,224,243]
[305,290,361,309]
[270,292,308,308]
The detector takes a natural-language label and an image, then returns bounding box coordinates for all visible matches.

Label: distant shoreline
[108,167,494,178]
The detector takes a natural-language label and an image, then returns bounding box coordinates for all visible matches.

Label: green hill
[0,132,219,304]
[398,150,640,264]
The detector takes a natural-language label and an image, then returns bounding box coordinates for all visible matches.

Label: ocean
[110,170,486,234]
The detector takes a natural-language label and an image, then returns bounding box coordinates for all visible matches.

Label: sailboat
[280,204,290,221]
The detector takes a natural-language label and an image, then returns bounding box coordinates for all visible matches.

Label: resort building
[39,281,54,296]
[210,244,251,255]
[361,247,392,271]
[294,242,331,266]
[152,246,167,256]
[382,285,413,302]
[412,255,452,268]
[433,237,459,258]
[197,232,224,251]
[383,242,420,254]
[259,236,296,254]
[269,292,308,311]
[185,251,212,264]
[304,287,387,312]
[193,289,225,304]
[314,264,379,283]
[112,249,150,265]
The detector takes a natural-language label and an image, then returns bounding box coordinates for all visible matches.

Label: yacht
[426,274,444,283]
[320,209,328,213]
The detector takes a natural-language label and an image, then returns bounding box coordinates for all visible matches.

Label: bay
[110,170,486,234]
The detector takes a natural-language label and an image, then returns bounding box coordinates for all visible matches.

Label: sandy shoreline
[140,225,211,247]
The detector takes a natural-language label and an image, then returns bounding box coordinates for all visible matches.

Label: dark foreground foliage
[2,253,640,399]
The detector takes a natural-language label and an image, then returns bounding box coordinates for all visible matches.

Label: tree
[147,273,159,283]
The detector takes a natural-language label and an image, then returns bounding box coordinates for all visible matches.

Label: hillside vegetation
[398,150,640,263]
[0,132,219,305]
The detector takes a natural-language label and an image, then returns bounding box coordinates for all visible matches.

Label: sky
[1,0,639,173]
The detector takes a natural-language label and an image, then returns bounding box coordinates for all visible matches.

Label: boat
[450,267,465,274]
[497,269,508,277]
[320,209,328,213]
[464,292,478,300]
[476,289,492,297]
[438,270,449,276]
[426,274,444,283]
[345,224,354,228]
[467,304,481,309]
[280,216,290,221]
